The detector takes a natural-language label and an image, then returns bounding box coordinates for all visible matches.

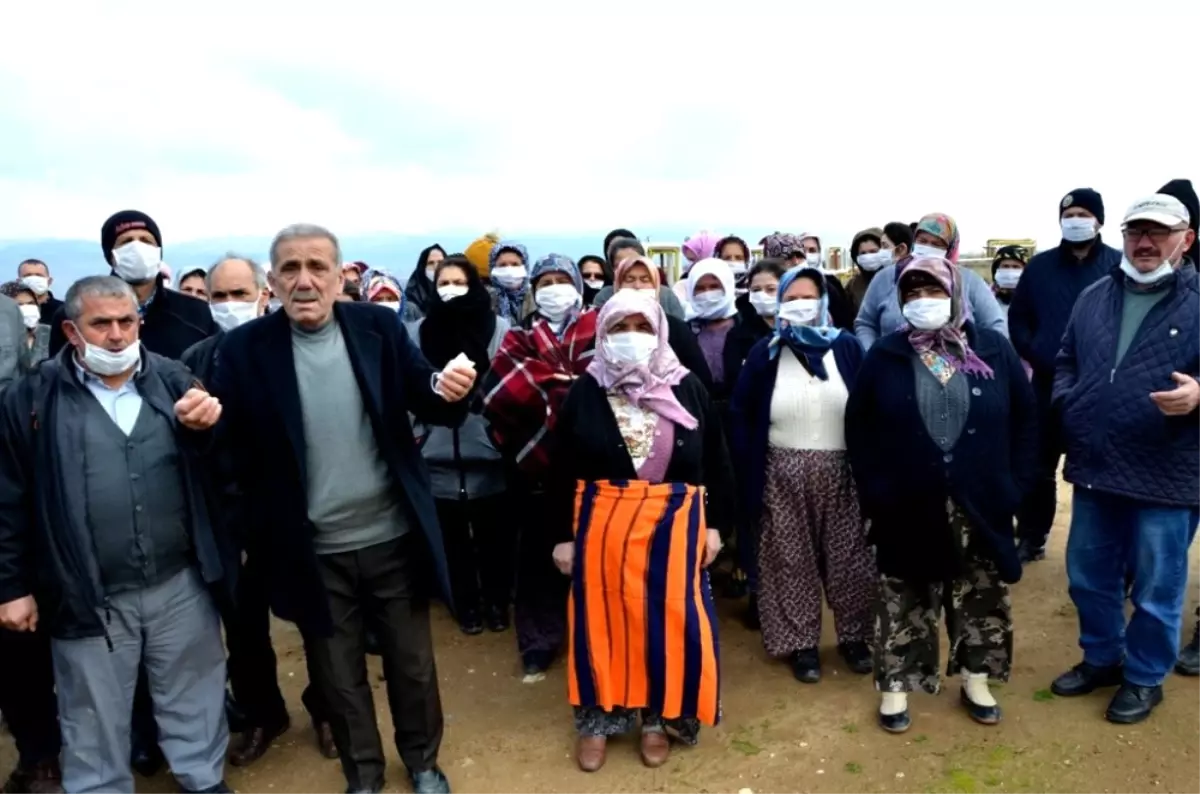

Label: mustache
[290,289,321,301]
[1133,246,1161,258]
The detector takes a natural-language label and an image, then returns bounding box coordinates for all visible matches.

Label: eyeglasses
[1122,227,1180,243]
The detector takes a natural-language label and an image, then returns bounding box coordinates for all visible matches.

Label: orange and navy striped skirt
[567,480,721,725]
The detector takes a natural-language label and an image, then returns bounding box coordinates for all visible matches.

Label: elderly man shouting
[0,275,231,794]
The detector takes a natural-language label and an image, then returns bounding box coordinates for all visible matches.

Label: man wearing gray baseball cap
[1049,193,1198,725]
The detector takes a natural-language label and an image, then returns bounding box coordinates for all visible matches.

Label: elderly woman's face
[619,264,655,290]
[901,274,950,304]
[693,274,723,295]
[783,276,821,302]
[534,271,573,292]
[914,230,949,250]
[609,313,654,335]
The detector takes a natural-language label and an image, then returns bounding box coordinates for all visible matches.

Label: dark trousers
[0,628,61,768]
[303,535,443,792]
[1017,391,1062,547]
[513,490,568,658]
[436,493,517,613]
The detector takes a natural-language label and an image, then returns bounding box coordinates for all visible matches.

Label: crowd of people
[0,179,1196,794]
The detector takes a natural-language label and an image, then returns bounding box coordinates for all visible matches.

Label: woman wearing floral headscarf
[488,240,532,324]
[760,232,855,330]
[854,213,1008,349]
[545,289,734,772]
[845,256,1036,734]
[482,253,596,677]
[730,267,873,684]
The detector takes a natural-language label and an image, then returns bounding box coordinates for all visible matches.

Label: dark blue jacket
[211,302,467,637]
[844,324,1038,584]
[1053,263,1200,508]
[1008,238,1121,394]
[729,332,864,524]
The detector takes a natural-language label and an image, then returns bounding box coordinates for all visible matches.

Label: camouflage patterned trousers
[873,501,1013,694]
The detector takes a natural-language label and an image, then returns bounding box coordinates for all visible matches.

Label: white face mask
[910,243,948,260]
[583,278,605,290]
[377,300,401,312]
[437,284,469,301]
[727,261,748,277]
[210,299,260,332]
[691,290,728,319]
[535,283,581,322]
[857,251,891,272]
[1061,217,1097,243]
[111,241,162,283]
[491,265,527,289]
[749,291,778,317]
[805,252,823,268]
[425,265,438,282]
[993,269,1022,290]
[1119,238,1184,285]
[18,304,40,329]
[779,298,822,327]
[20,275,49,295]
[902,297,953,330]
[73,328,140,377]
[604,331,657,367]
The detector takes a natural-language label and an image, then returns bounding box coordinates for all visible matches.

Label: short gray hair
[207,253,267,292]
[606,236,645,264]
[269,223,341,269]
[64,275,137,321]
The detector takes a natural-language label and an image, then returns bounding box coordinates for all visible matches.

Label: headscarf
[465,232,500,277]
[614,255,661,291]
[404,244,445,313]
[896,256,994,379]
[713,235,751,264]
[587,290,698,430]
[420,257,497,379]
[0,280,34,301]
[760,232,804,260]
[489,240,531,321]
[529,252,583,294]
[769,266,841,379]
[914,213,961,263]
[682,230,722,263]
[850,227,884,264]
[578,254,610,307]
[685,258,738,322]
[366,273,402,302]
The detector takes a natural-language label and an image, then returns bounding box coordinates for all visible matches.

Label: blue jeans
[1067,490,1199,686]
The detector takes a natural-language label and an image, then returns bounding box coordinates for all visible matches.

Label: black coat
[0,348,227,639]
[181,329,225,386]
[722,301,773,389]
[37,295,63,325]
[49,275,218,361]
[844,324,1038,585]
[210,302,468,637]
[545,372,736,545]
[666,314,713,391]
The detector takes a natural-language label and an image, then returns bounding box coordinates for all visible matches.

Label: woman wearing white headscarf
[685,258,739,400]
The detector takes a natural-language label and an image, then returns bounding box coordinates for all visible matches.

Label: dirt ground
[3,484,1198,793]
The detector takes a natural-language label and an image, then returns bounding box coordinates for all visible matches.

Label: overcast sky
[1,0,1196,251]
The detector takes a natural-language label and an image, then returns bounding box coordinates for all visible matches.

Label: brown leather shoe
[575,735,607,772]
[640,729,670,768]
[229,720,290,767]
[314,721,339,759]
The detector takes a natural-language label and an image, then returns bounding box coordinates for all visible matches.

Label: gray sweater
[292,320,407,554]
[854,264,1008,349]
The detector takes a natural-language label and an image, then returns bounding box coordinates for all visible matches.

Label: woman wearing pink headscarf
[545,289,735,772]
[682,230,722,265]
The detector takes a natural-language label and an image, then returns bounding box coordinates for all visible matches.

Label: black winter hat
[101,210,162,265]
[1059,188,1105,225]
[1157,179,1199,264]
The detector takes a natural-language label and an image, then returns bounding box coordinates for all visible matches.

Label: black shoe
[130,745,165,778]
[878,709,911,733]
[790,649,821,684]
[459,608,484,636]
[838,642,872,675]
[1176,623,1200,677]
[1051,661,1124,697]
[484,604,509,633]
[959,688,1002,725]
[411,767,451,794]
[1105,683,1163,724]
[522,649,552,676]
[1016,539,1046,564]
[743,594,761,631]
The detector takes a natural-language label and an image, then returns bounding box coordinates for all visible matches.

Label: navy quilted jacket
[1053,263,1200,507]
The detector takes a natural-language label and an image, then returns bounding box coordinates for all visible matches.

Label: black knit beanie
[1157,179,1199,264]
[101,210,163,265]
[1059,188,1105,225]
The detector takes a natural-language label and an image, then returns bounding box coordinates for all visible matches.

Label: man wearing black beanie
[48,210,218,361]
[1006,188,1123,563]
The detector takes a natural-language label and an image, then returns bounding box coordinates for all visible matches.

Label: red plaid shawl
[482,311,598,476]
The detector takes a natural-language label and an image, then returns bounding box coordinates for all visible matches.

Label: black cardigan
[545,372,736,545]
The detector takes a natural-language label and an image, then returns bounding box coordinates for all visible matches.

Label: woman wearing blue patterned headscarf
[488,240,531,324]
[729,266,872,685]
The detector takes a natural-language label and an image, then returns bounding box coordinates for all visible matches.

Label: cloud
[0,0,1197,252]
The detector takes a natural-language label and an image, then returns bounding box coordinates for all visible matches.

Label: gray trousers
[51,568,228,793]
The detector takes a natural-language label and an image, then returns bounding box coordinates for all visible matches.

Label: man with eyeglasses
[1049,194,1199,725]
[1007,188,1123,564]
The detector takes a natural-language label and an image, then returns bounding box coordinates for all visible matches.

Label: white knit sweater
[768,348,848,451]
